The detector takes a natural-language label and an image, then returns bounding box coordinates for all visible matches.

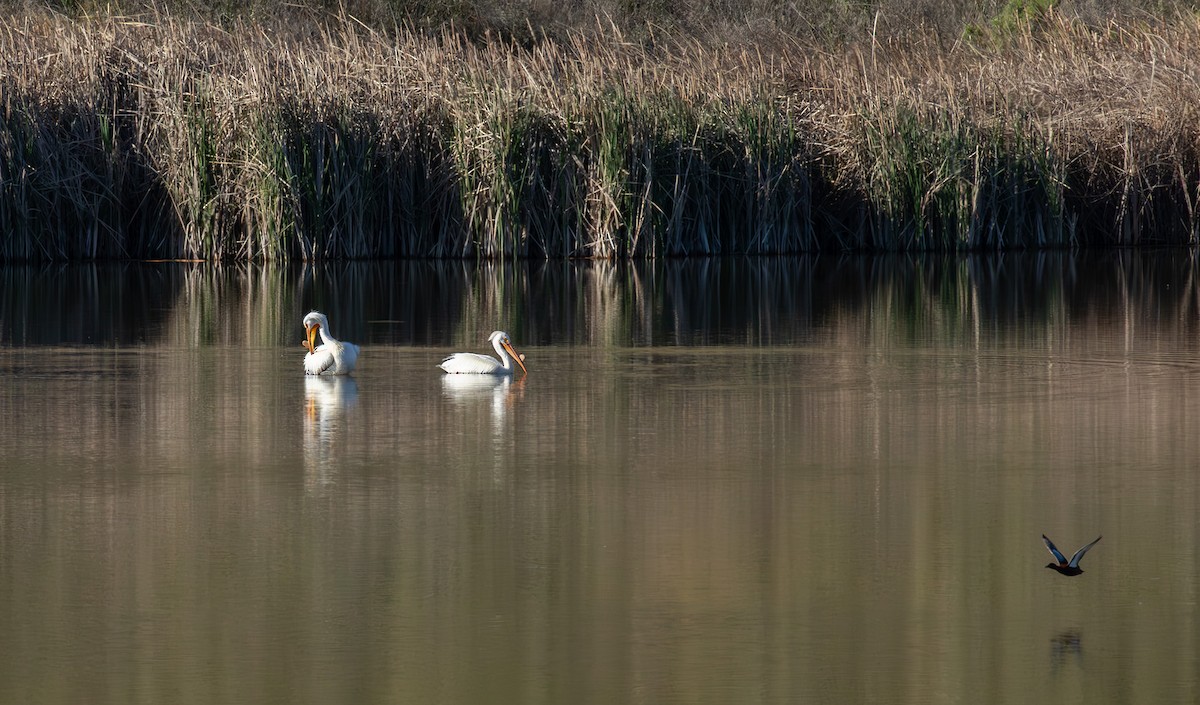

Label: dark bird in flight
[1042,534,1102,576]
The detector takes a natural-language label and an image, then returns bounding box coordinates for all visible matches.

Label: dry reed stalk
[1,9,1199,260]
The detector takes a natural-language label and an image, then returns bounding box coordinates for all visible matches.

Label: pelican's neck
[313,317,337,346]
[492,336,512,370]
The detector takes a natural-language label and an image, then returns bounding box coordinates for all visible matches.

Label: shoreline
[2,11,1197,260]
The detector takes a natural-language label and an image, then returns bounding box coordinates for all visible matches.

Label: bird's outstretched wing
[1068,536,1102,568]
[1042,535,1068,565]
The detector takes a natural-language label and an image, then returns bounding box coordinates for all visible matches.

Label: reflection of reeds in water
[161,263,300,347]
[8,255,1200,350]
[0,263,187,345]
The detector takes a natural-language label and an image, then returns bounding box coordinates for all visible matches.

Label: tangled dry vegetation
[1,9,1198,260]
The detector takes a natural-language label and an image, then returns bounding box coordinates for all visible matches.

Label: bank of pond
[2,11,1197,261]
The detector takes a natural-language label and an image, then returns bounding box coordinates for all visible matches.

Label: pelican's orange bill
[504,340,528,375]
[305,324,320,354]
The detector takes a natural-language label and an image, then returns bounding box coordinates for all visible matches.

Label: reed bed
[2,10,1199,260]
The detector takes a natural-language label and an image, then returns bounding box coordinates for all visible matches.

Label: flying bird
[302,311,359,375]
[438,330,527,376]
[1042,534,1101,576]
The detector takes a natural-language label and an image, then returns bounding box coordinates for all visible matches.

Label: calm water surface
[2,255,1200,704]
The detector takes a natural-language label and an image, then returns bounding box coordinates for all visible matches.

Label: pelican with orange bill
[438,330,527,376]
[302,311,359,375]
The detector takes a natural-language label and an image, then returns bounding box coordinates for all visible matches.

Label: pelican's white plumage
[303,311,359,375]
[439,330,527,376]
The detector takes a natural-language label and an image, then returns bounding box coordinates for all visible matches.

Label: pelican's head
[303,311,328,353]
[489,330,527,375]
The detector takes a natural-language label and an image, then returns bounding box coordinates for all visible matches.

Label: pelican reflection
[442,372,523,404]
[441,373,524,442]
[303,375,359,491]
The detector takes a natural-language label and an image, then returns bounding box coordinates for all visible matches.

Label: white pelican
[303,311,359,375]
[438,330,527,376]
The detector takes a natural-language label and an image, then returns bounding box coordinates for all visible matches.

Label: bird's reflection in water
[441,374,524,482]
[303,376,359,492]
[441,373,524,416]
[1049,630,1083,673]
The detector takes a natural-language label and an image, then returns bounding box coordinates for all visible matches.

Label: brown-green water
[2,255,1200,704]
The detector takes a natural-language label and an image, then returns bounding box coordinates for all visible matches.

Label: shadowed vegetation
[1,3,1199,260]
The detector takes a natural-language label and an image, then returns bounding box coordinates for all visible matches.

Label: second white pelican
[439,330,527,376]
[303,311,360,375]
